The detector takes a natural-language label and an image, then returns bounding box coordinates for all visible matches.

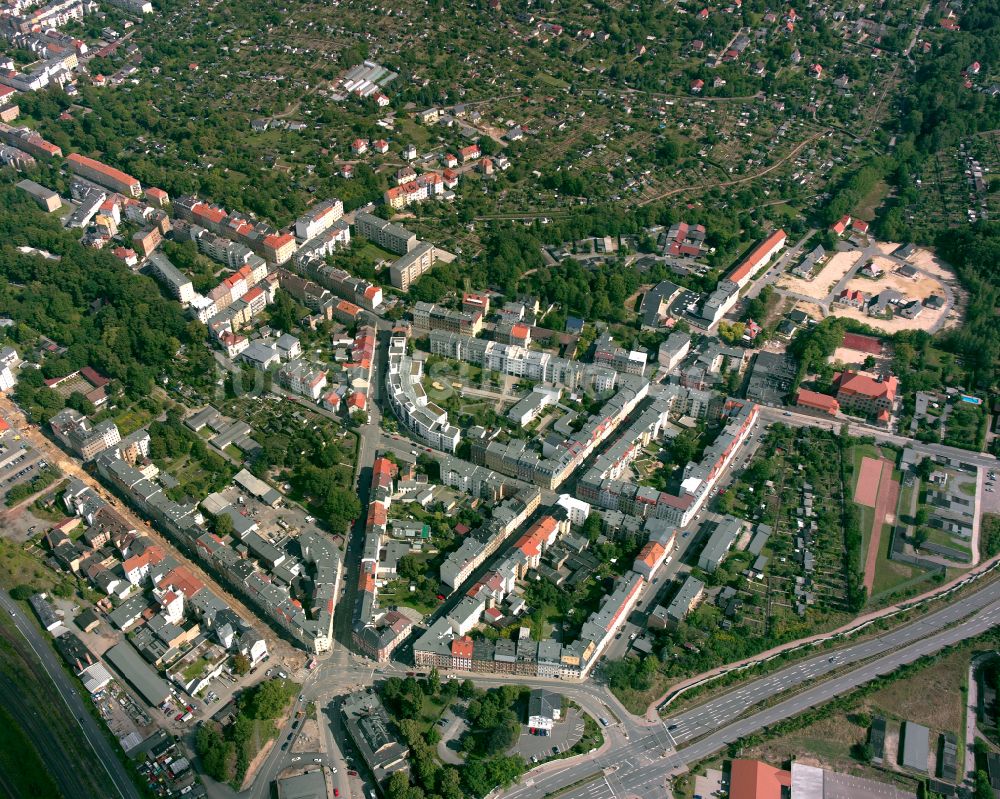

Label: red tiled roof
[730,760,791,799]
[66,153,139,189]
[835,371,898,403]
[795,388,840,415]
[242,286,264,303]
[514,516,557,558]
[451,636,474,658]
[264,232,294,249]
[347,391,367,409]
[80,366,109,387]
[193,202,227,224]
[727,230,786,285]
[636,541,666,568]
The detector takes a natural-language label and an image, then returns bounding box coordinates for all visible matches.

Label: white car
[314,758,322,764]
[291,756,301,762]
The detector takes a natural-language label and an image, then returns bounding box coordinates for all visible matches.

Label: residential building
[385,331,460,452]
[340,691,410,786]
[665,575,704,625]
[389,241,436,290]
[262,233,296,265]
[353,212,416,255]
[658,331,691,371]
[725,230,787,289]
[697,515,743,572]
[50,408,121,460]
[277,360,327,400]
[148,251,194,303]
[411,302,483,335]
[293,199,343,241]
[66,153,141,197]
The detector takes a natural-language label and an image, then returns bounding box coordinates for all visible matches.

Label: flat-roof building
[17,178,60,211]
[105,641,171,706]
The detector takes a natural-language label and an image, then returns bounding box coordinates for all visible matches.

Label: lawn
[537,72,570,89]
[869,525,920,600]
[853,179,891,221]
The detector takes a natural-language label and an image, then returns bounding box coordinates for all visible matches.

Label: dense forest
[0,184,203,419]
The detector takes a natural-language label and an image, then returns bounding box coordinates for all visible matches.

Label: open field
[779,250,862,299]
[830,345,893,372]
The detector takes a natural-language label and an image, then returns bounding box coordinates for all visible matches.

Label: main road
[501,574,1000,799]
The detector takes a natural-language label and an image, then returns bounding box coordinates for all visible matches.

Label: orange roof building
[633,540,668,578]
[66,153,141,197]
[835,371,898,414]
[730,760,791,799]
[794,388,840,416]
[726,230,787,288]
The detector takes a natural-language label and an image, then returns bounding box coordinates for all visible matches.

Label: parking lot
[509,707,586,763]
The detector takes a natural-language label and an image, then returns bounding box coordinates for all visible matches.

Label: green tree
[976,770,993,799]
[231,654,251,676]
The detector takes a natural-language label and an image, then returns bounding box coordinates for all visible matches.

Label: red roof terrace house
[66,153,141,198]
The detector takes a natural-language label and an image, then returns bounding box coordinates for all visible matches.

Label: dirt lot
[779,251,862,300]
[830,346,892,372]
[793,300,826,320]
[906,247,957,283]
[828,303,947,334]
[844,260,942,302]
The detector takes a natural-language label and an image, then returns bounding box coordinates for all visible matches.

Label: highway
[0,590,143,799]
[501,576,1000,799]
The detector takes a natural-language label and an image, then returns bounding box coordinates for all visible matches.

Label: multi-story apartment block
[353,211,417,255]
[411,302,483,336]
[50,408,121,460]
[389,241,436,290]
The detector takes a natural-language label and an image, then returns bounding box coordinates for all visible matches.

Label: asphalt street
[0,590,143,799]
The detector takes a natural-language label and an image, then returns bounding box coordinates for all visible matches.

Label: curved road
[0,590,142,799]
